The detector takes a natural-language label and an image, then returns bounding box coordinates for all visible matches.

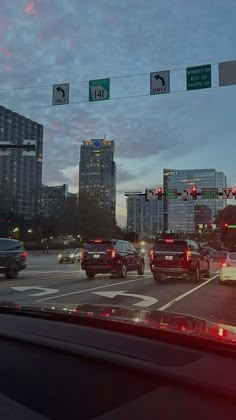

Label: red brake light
[149,249,154,259]
[164,239,174,243]
[221,262,231,267]
[94,239,102,243]
[81,250,85,259]
[184,249,192,261]
[107,249,116,258]
[22,252,28,258]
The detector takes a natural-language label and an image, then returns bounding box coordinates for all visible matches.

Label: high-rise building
[79,139,116,218]
[41,184,70,217]
[163,169,227,233]
[0,105,43,220]
[126,193,163,238]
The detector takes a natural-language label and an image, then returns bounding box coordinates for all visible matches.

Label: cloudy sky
[1,0,236,225]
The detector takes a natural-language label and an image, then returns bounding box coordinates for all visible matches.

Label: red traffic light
[191,186,197,199]
[156,187,163,200]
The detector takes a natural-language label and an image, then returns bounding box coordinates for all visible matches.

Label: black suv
[0,238,27,279]
[81,239,145,279]
[149,239,209,282]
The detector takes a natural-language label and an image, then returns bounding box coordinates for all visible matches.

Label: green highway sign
[89,78,110,101]
[186,64,211,90]
[201,188,218,199]
[166,189,177,199]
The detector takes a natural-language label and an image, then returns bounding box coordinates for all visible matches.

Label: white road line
[36,275,153,303]
[158,273,219,312]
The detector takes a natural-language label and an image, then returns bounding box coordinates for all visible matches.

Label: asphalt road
[0,252,235,325]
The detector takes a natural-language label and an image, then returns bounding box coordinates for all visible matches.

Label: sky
[0,0,236,226]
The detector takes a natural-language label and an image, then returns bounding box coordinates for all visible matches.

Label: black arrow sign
[154,74,165,86]
[56,87,65,97]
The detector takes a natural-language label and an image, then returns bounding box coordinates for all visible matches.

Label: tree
[215,205,236,246]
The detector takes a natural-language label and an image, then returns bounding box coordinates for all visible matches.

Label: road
[0,252,235,325]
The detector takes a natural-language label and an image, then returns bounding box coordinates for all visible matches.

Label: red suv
[81,239,145,279]
[149,239,209,282]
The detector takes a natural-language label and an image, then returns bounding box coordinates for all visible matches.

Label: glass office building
[79,139,116,219]
[163,169,227,233]
[126,193,163,237]
[0,105,43,220]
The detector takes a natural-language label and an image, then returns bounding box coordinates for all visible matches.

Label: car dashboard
[0,312,236,419]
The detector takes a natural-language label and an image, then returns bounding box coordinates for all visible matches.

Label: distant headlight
[70,254,75,258]
[58,254,62,258]
[141,248,145,253]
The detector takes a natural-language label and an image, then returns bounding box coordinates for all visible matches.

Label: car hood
[0,301,235,346]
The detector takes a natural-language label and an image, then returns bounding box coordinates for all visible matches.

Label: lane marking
[11,286,58,297]
[36,275,153,303]
[93,290,158,307]
[158,273,219,311]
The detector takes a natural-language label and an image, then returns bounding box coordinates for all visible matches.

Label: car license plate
[93,254,100,258]
[165,256,173,260]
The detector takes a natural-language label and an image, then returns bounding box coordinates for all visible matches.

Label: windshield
[0,0,236,344]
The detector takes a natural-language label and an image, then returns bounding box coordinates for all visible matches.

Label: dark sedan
[58,249,76,264]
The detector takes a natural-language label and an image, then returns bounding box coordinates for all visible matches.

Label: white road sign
[0,141,12,156]
[23,139,36,156]
[219,60,236,87]
[223,188,233,199]
[181,188,189,200]
[146,189,156,200]
[52,83,69,105]
[93,291,158,308]
[150,70,170,95]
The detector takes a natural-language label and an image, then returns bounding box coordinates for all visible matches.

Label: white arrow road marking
[11,286,59,297]
[93,290,158,308]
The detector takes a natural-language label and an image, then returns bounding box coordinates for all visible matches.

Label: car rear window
[0,240,23,251]
[84,240,113,251]
[153,241,188,252]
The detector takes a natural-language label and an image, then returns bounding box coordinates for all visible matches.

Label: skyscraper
[163,169,227,233]
[126,193,163,237]
[0,105,43,220]
[79,139,116,218]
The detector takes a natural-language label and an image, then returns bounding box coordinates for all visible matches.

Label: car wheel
[119,264,127,279]
[192,267,200,282]
[137,261,145,275]
[71,260,75,264]
[153,273,165,282]
[6,265,18,279]
[86,271,95,279]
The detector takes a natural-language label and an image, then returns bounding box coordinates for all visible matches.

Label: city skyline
[0,1,236,226]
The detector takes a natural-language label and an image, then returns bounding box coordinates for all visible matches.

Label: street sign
[89,78,110,101]
[166,189,177,199]
[23,139,36,156]
[186,64,211,90]
[181,189,189,200]
[223,188,233,199]
[0,141,12,156]
[52,83,69,105]
[219,60,236,87]
[150,70,170,95]
[146,189,156,200]
[201,188,218,199]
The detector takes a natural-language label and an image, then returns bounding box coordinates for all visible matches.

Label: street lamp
[28,229,32,234]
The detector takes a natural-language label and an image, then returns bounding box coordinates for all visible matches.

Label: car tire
[153,273,166,282]
[137,261,145,275]
[6,265,18,279]
[59,261,62,264]
[119,264,127,279]
[86,271,95,279]
[192,267,200,282]
[71,260,75,264]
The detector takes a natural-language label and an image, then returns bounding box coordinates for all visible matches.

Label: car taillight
[81,250,85,259]
[107,249,116,258]
[22,252,28,258]
[184,249,192,261]
[221,262,231,267]
[149,249,154,259]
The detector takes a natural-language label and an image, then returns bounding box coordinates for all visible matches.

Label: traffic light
[191,186,198,200]
[156,187,163,200]
[233,187,236,199]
